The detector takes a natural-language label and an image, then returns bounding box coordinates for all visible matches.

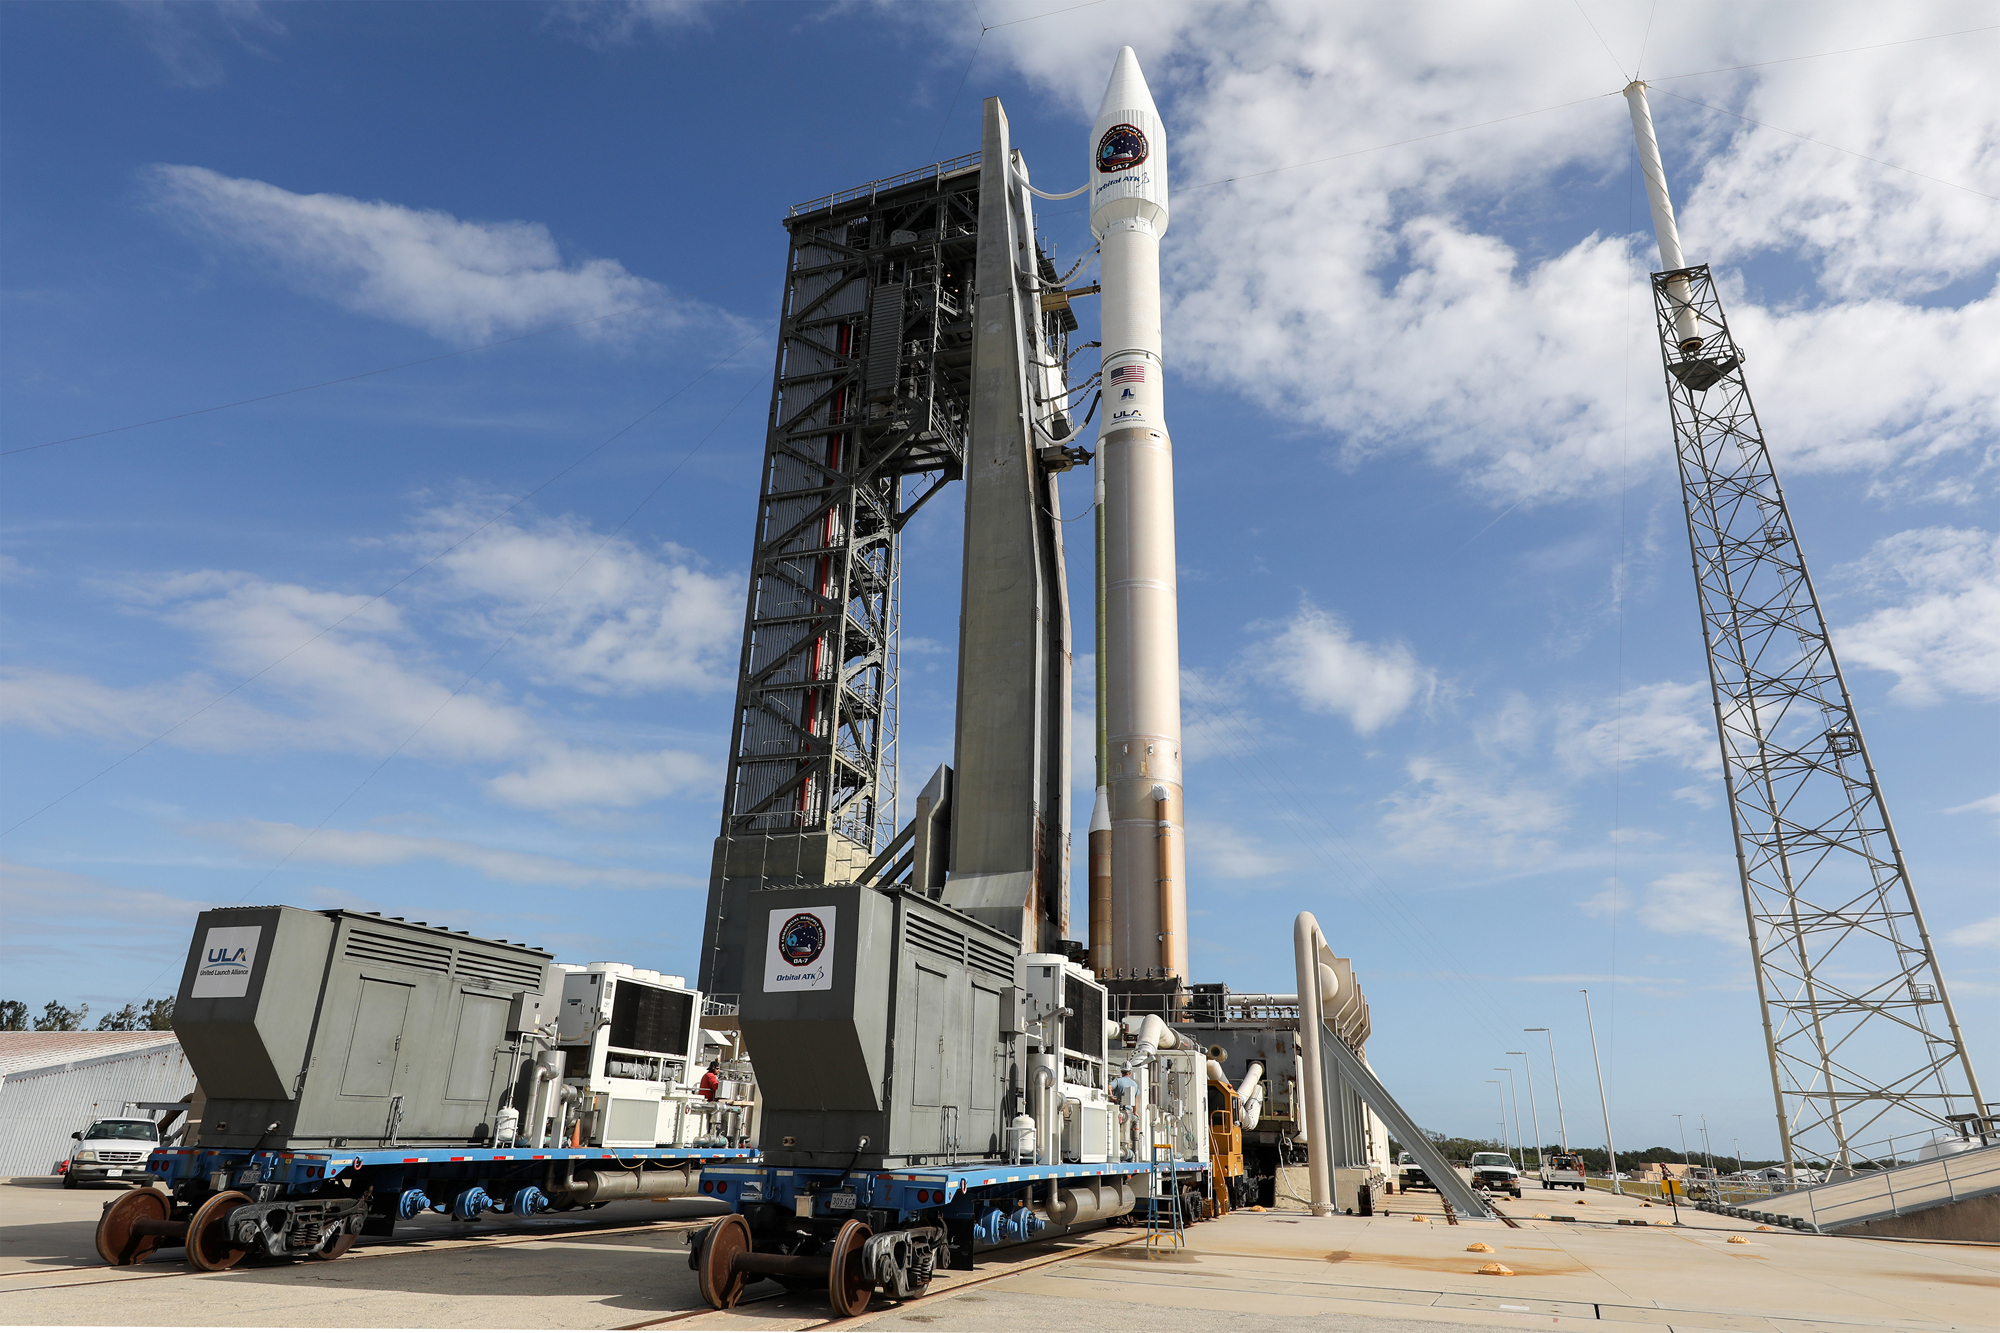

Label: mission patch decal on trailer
[191,925,262,997]
[764,907,836,992]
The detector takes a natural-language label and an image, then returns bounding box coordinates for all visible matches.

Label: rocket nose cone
[1096,45,1158,121]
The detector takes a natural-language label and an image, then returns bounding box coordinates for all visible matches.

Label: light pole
[1676,1113,1692,1168]
[1700,1116,1714,1173]
[1509,1051,1544,1171]
[1495,1067,1524,1170]
[1734,1138,1742,1174]
[1526,1027,1571,1150]
[1581,989,1622,1194]
[1487,1080,1509,1158]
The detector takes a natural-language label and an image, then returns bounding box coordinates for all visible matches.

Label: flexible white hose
[1014,165,1089,200]
[1237,1061,1266,1131]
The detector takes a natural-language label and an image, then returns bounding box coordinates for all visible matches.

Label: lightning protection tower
[1623,82,1988,1179]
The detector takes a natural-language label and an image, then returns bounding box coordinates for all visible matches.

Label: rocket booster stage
[1091,48,1187,983]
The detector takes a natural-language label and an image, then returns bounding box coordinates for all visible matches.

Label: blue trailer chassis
[688,1157,1208,1311]
[125,1145,758,1265]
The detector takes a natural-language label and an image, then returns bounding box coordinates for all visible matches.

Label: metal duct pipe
[1050,1179,1137,1227]
[1294,913,1334,1216]
[1206,1059,1228,1086]
[1032,1061,1058,1166]
[529,1050,562,1148]
[551,1162,702,1204]
[1126,1013,1178,1059]
[1237,1062,1266,1131]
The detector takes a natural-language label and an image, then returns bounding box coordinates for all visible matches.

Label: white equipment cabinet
[1015,952,1114,1165]
[557,963,705,1148]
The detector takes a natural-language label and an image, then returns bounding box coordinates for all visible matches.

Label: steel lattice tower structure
[699,135,1088,996]
[1627,84,1988,1177]
[699,155,982,994]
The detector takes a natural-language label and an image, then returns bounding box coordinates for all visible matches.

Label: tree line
[0,998,175,1032]
[1388,1128,1785,1173]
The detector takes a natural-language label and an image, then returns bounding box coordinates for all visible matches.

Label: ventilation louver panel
[905,915,964,966]
[454,951,546,991]
[965,936,1015,982]
[343,929,451,973]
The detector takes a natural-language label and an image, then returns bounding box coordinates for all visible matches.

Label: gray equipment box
[737,882,1018,1169]
[174,906,552,1150]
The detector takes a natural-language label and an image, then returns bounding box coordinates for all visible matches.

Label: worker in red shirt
[699,1061,721,1101]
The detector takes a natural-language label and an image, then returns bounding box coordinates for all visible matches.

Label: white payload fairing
[1090,48,1188,982]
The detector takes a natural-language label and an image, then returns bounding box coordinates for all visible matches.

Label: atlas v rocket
[1089,49,1189,983]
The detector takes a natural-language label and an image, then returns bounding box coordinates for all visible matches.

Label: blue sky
[3,0,1995,1161]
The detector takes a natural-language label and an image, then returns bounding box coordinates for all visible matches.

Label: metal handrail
[789,152,983,218]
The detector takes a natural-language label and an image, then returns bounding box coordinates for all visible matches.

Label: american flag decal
[1108,364,1147,384]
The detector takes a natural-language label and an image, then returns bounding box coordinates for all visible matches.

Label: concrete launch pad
[5,1178,1995,1331]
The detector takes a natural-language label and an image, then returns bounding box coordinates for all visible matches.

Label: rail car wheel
[185,1190,252,1271]
[697,1214,751,1310]
[96,1187,172,1266]
[826,1219,874,1318]
[306,1228,358,1261]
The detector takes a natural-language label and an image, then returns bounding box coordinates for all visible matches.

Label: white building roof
[0,1031,181,1079]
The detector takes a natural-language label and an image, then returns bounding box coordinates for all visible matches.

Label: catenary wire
[0,321,776,840]
[1653,88,2000,203]
[931,19,986,160]
[109,376,768,1009]
[1180,705,1523,1052]
[1177,94,1616,194]
[19,23,1988,1031]
[15,26,1990,464]
[3,276,764,458]
[1570,0,1630,82]
[1633,0,1660,80]
[981,0,1113,29]
[1648,24,2000,83]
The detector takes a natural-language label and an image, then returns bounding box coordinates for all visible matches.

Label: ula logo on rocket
[1096,123,1148,173]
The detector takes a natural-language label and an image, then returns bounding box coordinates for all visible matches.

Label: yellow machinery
[1207,1075,1249,1215]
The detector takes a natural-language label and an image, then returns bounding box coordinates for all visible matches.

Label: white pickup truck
[1539,1151,1589,1190]
[1467,1151,1523,1198]
[63,1117,160,1189]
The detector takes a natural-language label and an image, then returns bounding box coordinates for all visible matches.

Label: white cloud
[1945,791,2000,832]
[419,510,742,695]
[1836,527,2000,704]
[0,859,214,987]
[550,0,707,46]
[1379,758,1567,864]
[1582,869,1743,942]
[1254,604,1431,735]
[0,508,738,813]
[143,569,536,762]
[1556,679,1718,776]
[1947,914,2000,948]
[147,165,734,343]
[193,820,690,888]
[121,0,283,89]
[960,1,2000,502]
[1188,819,1292,881]
[487,743,710,810]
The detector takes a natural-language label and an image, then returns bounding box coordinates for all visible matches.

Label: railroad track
[613,1226,1152,1331]
[0,1212,714,1294]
